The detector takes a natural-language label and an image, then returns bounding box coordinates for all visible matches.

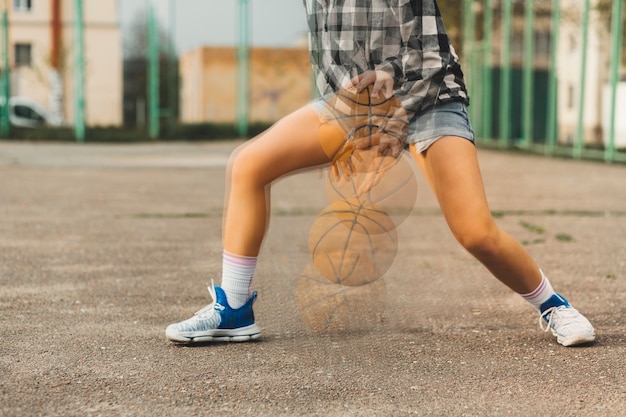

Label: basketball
[326,149,418,227]
[308,197,398,286]
[317,84,409,165]
[296,264,386,334]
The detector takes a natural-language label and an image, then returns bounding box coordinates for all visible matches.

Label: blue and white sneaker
[540,294,595,347]
[166,282,261,344]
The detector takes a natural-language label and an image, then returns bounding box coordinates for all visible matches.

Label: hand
[350,129,404,159]
[329,146,403,197]
[351,70,394,99]
[329,139,360,182]
[324,70,408,182]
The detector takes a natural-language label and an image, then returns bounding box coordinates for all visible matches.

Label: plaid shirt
[303,0,469,121]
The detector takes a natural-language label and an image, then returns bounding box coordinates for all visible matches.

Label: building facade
[476,0,620,146]
[6,0,122,126]
[555,0,614,145]
[179,46,312,124]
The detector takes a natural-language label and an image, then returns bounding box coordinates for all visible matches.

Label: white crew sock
[520,270,556,312]
[220,251,257,309]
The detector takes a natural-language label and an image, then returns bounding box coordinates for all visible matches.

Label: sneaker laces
[193,280,223,319]
[539,305,579,333]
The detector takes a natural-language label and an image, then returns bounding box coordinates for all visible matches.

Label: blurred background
[0,0,624,162]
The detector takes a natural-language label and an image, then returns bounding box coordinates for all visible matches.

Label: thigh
[233,105,341,185]
[410,136,494,233]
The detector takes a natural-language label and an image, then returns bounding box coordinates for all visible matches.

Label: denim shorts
[310,97,474,153]
[407,101,475,153]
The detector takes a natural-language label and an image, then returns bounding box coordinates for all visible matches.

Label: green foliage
[2,122,274,143]
[518,220,545,234]
[555,233,574,242]
[438,0,464,50]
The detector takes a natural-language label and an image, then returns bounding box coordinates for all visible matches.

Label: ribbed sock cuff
[221,251,258,309]
[520,270,556,312]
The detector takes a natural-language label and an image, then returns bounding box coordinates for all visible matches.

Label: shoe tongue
[540,293,570,313]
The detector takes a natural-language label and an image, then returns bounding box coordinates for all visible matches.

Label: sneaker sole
[552,329,596,347]
[166,324,261,344]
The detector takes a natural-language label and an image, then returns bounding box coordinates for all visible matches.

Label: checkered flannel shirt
[303,0,469,121]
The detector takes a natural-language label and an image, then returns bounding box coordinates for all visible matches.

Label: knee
[452,221,502,259]
[227,144,264,186]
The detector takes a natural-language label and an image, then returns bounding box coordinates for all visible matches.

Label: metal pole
[605,0,624,163]
[74,0,85,142]
[545,0,560,156]
[168,0,177,136]
[499,0,513,147]
[1,8,10,138]
[236,0,250,138]
[482,0,493,143]
[522,0,534,148]
[573,0,590,159]
[148,4,160,139]
[463,0,478,134]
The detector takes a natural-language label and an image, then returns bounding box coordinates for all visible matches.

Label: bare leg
[223,105,340,256]
[410,137,541,294]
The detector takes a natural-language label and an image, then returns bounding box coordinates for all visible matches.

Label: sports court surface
[1,141,625,416]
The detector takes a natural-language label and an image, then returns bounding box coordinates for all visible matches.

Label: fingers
[336,159,354,181]
[377,134,403,158]
[329,144,405,197]
[352,134,373,150]
[351,70,393,97]
[352,131,402,158]
[352,72,376,93]
[370,76,394,99]
[331,163,340,181]
[331,147,356,181]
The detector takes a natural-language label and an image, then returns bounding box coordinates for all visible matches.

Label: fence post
[463,0,479,134]
[522,0,535,148]
[1,8,9,138]
[168,0,177,136]
[499,0,513,148]
[236,0,250,138]
[605,0,624,163]
[148,5,160,139]
[482,0,493,143]
[73,0,85,142]
[573,0,590,159]
[545,0,561,156]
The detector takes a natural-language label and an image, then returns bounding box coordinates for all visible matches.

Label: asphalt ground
[1,140,625,416]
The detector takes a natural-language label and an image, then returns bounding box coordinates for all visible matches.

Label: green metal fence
[1,0,624,161]
[462,0,625,163]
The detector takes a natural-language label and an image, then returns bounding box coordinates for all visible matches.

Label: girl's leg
[223,105,338,257]
[165,105,341,342]
[410,136,541,294]
[409,136,596,347]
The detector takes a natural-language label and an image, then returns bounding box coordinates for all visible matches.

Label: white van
[0,96,52,128]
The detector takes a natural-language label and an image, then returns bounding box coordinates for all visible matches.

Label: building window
[15,43,32,67]
[534,31,551,64]
[13,0,32,12]
[511,33,524,64]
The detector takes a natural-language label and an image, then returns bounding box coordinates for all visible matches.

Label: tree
[438,0,464,51]
[123,7,179,129]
